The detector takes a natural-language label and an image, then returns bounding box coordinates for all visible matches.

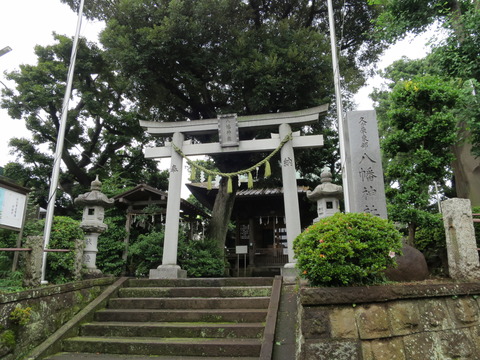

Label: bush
[415,212,448,275]
[128,229,225,278]
[128,231,165,277]
[294,212,403,287]
[179,238,225,278]
[96,215,127,276]
[24,216,84,284]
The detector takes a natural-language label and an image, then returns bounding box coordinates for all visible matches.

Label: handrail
[0,248,32,251]
[259,275,283,360]
[0,248,70,252]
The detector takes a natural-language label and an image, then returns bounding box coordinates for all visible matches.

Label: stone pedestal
[282,262,300,284]
[442,198,480,280]
[149,265,187,279]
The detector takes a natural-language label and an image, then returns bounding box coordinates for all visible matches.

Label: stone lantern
[74,176,114,276]
[307,167,343,223]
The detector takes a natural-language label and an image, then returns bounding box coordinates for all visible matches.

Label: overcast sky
[0,0,433,168]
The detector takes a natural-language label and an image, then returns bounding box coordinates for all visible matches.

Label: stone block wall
[0,277,116,360]
[299,282,480,360]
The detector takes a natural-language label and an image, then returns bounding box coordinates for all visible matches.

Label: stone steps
[62,336,262,357]
[94,308,268,323]
[48,352,259,360]
[45,277,276,359]
[118,285,272,298]
[107,296,271,309]
[80,321,265,338]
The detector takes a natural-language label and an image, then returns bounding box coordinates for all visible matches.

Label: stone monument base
[149,264,187,279]
[82,268,104,279]
[281,263,299,284]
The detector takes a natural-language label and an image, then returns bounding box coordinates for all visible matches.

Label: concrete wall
[0,277,116,360]
[299,282,480,360]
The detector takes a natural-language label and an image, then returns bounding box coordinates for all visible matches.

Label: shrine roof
[114,183,208,218]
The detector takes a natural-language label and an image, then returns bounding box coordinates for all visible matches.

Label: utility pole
[41,0,85,284]
[327,0,350,212]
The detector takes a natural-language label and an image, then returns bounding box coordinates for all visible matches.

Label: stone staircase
[44,277,281,359]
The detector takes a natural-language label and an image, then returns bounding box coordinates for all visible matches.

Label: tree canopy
[0,34,167,211]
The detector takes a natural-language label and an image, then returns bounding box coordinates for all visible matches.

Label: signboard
[0,187,27,230]
[218,114,239,148]
[344,110,388,218]
[235,245,248,254]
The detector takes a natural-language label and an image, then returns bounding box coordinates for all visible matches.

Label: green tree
[373,0,480,205]
[0,34,163,212]
[378,74,458,244]
[89,0,384,250]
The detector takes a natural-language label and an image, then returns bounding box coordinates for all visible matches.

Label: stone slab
[344,110,387,218]
[300,282,480,306]
[149,267,187,279]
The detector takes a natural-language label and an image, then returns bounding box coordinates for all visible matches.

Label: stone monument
[74,176,114,277]
[306,167,343,222]
[442,198,480,280]
[344,110,387,218]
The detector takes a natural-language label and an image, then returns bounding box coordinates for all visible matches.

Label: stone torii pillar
[150,132,187,279]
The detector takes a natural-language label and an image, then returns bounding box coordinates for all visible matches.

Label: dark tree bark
[207,176,238,253]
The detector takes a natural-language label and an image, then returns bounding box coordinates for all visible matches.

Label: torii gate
[141,105,328,279]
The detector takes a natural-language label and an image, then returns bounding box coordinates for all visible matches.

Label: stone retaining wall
[299,282,480,360]
[0,277,116,360]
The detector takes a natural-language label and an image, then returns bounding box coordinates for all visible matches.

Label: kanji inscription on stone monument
[344,110,387,218]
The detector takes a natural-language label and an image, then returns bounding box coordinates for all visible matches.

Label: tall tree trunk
[451,142,480,206]
[451,122,480,207]
[407,223,416,247]
[207,176,238,253]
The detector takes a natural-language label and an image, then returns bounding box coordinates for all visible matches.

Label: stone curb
[25,277,129,360]
[300,282,480,305]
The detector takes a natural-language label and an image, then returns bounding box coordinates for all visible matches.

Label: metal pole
[0,46,12,57]
[41,0,85,284]
[327,0,350,212]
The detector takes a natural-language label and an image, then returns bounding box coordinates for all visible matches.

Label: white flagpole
[327,0,350,212]
[41,0,86,284]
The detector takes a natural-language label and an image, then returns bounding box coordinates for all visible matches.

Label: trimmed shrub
[294,212,403,286]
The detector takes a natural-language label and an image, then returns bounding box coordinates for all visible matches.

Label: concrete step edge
[64,336,262,345]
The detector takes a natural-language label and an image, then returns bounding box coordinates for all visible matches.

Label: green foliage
[96,214,127,276]
[0,229,17,271]
[0,329,15,349]
[0,271,26,294]
[9,305,32,326]
[414,212,448,275]
[0,34,161,211]
[472,206,480,247]
[128,231,165,277]
[294,213,403,287]
[378,74,458,243]
[179,238,225,278]
[128,229,224,278]
[24,216,84,284]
